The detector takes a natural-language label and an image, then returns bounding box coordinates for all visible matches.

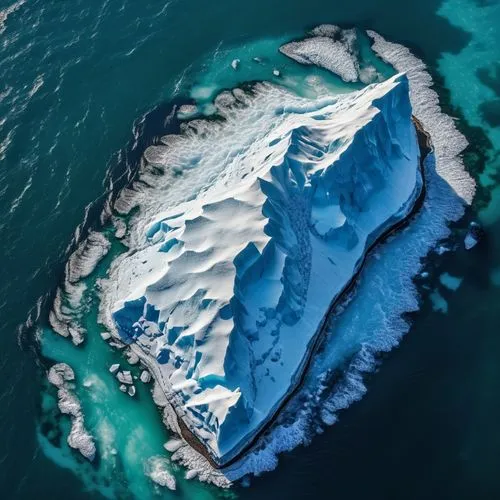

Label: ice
[280,27,359,82]
[140,370,152,383]
[430,290,449,313]
[219,31,475,479]
[49,231,111,345]
[109,364,120,374]
[439,272,463,291]
[144,456,176,490]
[117,371,133,385]
[105,73,423,465]
[48,363,96,461]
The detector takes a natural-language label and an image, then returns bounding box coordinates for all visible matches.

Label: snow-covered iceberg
[108,73,424,465]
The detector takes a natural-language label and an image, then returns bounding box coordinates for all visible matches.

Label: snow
[48,363,96,461]
[116,370,133,384]
[280,26,359,82]
[107,73,422,465]
[49,231,111,345]
[109,363,120,374]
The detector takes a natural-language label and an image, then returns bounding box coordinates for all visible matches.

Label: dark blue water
[1,0,500,498]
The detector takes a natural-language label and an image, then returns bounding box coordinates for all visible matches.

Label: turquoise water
[1,0,500,498]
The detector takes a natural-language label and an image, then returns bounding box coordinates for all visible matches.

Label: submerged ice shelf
[107,73,423,465]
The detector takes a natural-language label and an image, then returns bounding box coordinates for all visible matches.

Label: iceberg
[106,73,426,466]
[280,26,360,82]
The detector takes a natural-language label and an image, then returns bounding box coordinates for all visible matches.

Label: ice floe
[280,26,359,82]
[48,363,96,461]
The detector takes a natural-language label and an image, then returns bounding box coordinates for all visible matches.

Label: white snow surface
[107,73,423,464]
[48,363,96,461]
[280,26,359,82]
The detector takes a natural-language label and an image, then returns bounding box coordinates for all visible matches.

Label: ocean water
[1,0,500,498]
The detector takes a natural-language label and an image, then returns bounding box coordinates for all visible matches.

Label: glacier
[106,73,424,466]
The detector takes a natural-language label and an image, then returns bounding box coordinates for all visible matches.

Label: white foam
[144,456,176,490]
[0,0,25,35]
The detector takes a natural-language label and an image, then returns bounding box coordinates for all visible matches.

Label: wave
[0,0,25,35]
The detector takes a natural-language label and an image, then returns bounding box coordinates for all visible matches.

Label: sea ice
[439,272,463,291]
[280,26,359,82]
[48,363,96,461]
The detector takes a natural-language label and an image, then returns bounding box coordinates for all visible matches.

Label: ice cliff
[109,74,422,465]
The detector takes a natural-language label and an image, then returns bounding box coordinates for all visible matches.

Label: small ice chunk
[82,378,93,388]
[128,385,136,397]
[109,364,120,374]
[177,104,198,119]
[430,290,448,314]
[114,218,127,239]
[310,24,341,37]
[419,271,429,279]
[109,341,125,350]
[359,65,380,84]
[465,222,482,250]
[439,272,463,291]
[117,371,133,384]
[273,69,281,77]
[140,370,152,384]
[100,331,111,341]
[164,438,183,453]
[185,469,198,480]
[436,245,450,255]
[231,58,240,70]
[464,233,478,250]
[48,363,74,388]
[119,384,127,393]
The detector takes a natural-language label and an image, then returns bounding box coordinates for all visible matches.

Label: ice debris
[464,221,482,250]
[280,26,359,82]
[48,363,96,461]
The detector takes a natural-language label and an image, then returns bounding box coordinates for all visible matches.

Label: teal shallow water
[1,0,500,498]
